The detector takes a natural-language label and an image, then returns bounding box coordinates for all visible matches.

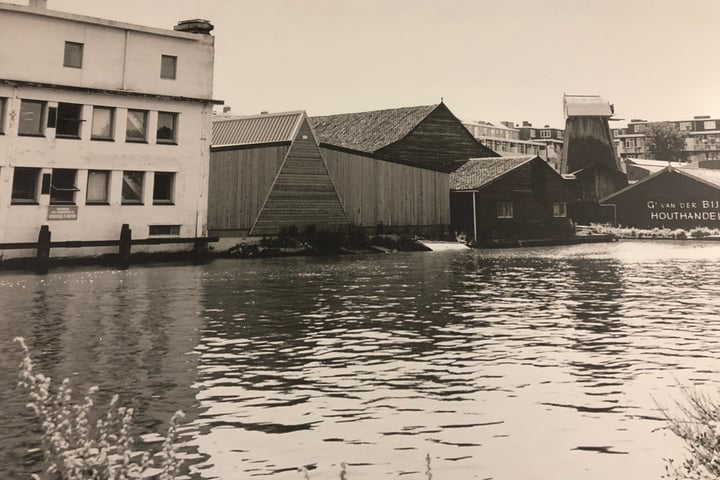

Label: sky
[10,0,720,128]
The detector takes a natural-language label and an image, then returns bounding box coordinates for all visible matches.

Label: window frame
[125,109,148,143]
[160,55,177,80]
[55,102,83,139]
[553,202,567,218]
[121,170,145,205]
[49,168,79,205]
[63,41,84,69]
[91,106,115,141]
[497,201,514,219]
[149,225,180,236]
[152,172,175,205]
[156,112,178,144]
[18,99,46,136]
[11,167,41,205]
[86,170,111,205]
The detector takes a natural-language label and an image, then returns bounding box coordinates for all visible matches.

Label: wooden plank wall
[322,147,450,228]
[251,120,350,236]
[207,145,288,233]
[376,103,494,172]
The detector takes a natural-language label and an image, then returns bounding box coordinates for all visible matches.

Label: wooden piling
[35,225,51,275]
[118,224,132,269]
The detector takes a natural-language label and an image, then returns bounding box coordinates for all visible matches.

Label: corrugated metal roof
[310,104,439,153]
[450,156,536,191]
[212,111,304,147]
[564,94,613,117]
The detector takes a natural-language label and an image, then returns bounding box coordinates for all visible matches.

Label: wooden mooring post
[35,225,51,275]
[118,223,132,270]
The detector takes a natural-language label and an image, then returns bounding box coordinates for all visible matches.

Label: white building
[0,0,219,262]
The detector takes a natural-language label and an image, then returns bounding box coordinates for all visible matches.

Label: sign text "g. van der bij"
[647,200,720,221]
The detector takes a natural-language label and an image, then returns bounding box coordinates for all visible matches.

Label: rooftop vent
[174,19,214,35]
[28,0,47,8]
[522,121,531,127]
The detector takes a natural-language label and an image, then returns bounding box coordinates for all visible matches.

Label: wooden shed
[450,155,576,243]
[601,166,720,229]
[561,94,627,223]
[310,102,497,235]
[208,111,349,236]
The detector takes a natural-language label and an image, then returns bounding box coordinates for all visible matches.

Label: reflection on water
[2,241,720,479]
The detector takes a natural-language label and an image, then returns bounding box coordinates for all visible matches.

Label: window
[633,124,647,133]
[497,202,513,218]
[149,225,180,236]
[18,100,45,136]
[540,130,551,138]
[91,106,114,140]
[153,172,175,204]
[0,98,5,134]
[56,103,83,138]
[122,171,144,204]
[704,120,716,130]
[50,169,79,204]
[679,122,692,131]
[625,138,636,148]
[11,167,40,204]
[553,202,567,218]
[86,170,110,204]
[156,112,178,144]
[63,41,83,68]
[160,55,177,79]
[126,110,147,142]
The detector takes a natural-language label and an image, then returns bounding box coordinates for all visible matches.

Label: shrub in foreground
[14,336,184,480]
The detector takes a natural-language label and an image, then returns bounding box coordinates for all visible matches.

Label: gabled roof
[450,156,536,191]
[564,94,613,117]
[310,104,438,153]
[601,166,720,203]
[212,111,304,147]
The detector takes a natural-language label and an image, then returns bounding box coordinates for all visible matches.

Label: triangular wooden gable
[250,117,350,236]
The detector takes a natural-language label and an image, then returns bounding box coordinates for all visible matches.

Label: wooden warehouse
[601,166,720,229]
[450,156,576,244]
[209,111,350,236]
[309,102,497,235]
[561,94,627,223]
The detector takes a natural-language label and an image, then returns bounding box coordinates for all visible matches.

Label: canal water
[1,241,719,479]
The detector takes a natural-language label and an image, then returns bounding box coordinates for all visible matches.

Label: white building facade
[0,1,218,260]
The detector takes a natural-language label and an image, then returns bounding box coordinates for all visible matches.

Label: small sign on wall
[47,205,78,221]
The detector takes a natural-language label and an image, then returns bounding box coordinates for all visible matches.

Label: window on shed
[122,171,144,204]
[18,100,45,136]
[497,202,513,219]
[56,103,83,138]
[160,55,177,79]
[149,225,180,236]
[50,168,79,205]
[553,202,567,218]
[11,167,41,204]
[63,41,83,68]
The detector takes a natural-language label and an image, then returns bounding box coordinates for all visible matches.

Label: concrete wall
[0,5,215,100]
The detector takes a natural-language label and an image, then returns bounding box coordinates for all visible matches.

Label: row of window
[496,202,567,219]
[4,98,179,144]
[11,168,175,206]
[63,41,178,80]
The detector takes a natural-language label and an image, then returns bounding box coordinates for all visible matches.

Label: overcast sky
[10,0,720,128]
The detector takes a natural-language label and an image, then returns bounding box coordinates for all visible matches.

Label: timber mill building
[208,103,497,238]
[0,1,219,261]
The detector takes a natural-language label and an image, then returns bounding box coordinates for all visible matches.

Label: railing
[0,224,218,274]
